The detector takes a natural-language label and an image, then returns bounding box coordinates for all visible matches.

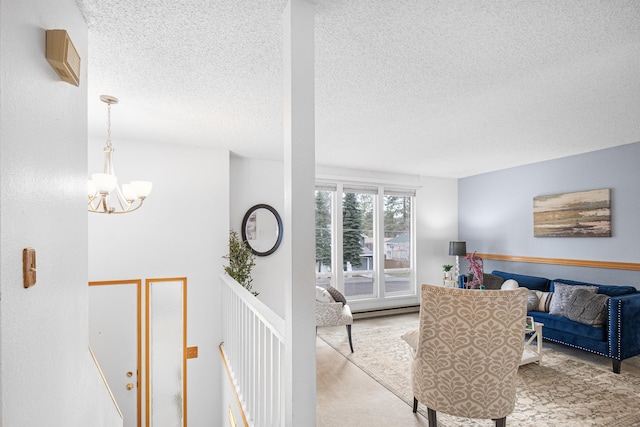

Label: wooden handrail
[219,343,249,427]
[473,253,640,271]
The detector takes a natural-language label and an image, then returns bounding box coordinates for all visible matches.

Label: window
[315,183,415,302]
[342,189,375,298]
[315,188,332,288]
[383,192,412,294]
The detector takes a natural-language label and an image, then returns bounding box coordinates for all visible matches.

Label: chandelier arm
[100,194,111,213]
[113,185,133,212]
[91,199,144,215]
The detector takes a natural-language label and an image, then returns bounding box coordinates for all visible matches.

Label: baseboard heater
[353,305,419,320]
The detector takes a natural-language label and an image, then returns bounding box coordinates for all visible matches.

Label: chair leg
[346,324,354,353]
[427,407,437,426]
[494,417,506,427]
[412,397,418,413]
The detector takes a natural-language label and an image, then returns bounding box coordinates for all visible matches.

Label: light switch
[23,248,37,288]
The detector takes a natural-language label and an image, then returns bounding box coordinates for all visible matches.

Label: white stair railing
[220,274,286,427]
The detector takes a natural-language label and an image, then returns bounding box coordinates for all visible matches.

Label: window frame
[315,181,417,306]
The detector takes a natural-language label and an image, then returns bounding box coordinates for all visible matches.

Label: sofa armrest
[608,293,640,361]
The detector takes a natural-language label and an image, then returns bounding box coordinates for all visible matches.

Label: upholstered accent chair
[408,284,528,427]
[315,286,354,352]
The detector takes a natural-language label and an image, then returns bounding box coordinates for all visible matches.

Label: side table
[443,278,458,288]
[520,321,543,366]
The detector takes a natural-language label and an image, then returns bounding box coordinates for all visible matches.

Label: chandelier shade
[88,95,152,214]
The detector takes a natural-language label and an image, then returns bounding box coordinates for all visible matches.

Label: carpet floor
[318,313,640,427]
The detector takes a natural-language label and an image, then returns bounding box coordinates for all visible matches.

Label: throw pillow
[326,286,347,305]
[315,286,333,303]
[482,273,505,290]
[565,289,610,327]
[549,283,598,317]
[527,290,554,312]
[527,290,538,311]
[536,291,553,312]
[501,279,519,290]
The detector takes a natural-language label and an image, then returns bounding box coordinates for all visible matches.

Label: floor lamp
[448,241,467,283]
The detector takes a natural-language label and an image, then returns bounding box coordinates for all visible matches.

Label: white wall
[415,176,459,287]
[0,0,122,425]
[230,156,286,317]
[88,139,229,425]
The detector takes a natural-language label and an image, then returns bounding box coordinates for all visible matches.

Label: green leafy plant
[442,264,453,272]
[223,230,258,296]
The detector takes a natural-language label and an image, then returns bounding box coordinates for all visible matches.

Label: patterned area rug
[318,316,640,427]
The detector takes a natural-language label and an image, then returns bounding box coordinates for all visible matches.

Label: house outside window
[315,182,415,303]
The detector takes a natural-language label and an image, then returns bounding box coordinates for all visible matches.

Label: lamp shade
[131,180,153,198]
[448,241,467,256]
[91,173,117,193]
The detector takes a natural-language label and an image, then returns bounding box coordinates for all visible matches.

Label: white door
[89,280,141,427]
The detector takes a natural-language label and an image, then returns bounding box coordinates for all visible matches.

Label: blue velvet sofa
[492,270,640,374]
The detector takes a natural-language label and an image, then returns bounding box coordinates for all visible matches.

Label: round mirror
[241,204,283,256]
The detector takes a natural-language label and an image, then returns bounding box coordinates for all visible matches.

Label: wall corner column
[282,1,316,426]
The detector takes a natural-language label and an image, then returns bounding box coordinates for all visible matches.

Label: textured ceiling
[78,0,640,178]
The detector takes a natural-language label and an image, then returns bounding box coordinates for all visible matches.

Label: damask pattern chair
[407,284,527,427]
[315,286,354,352]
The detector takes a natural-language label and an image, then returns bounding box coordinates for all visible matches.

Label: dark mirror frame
[241,204,283,256]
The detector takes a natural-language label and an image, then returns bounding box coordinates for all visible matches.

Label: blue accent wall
[459,142,640,287]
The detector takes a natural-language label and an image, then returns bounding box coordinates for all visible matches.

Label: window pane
[315,190,332,287]
[343,192,374,297]
[344,272,373,298]
[384,195,411,293]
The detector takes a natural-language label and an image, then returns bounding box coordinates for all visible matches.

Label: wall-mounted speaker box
[46,29,81,86]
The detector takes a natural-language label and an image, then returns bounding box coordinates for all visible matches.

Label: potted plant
[442,264,453,279]
[223,229,258,296]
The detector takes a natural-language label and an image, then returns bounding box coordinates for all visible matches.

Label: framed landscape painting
[533,188,611,237]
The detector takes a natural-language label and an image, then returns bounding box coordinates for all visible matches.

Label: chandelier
[88,95,152,214]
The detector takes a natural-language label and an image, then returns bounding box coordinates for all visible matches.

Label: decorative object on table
[87,95,153,214]
[465,251,484,289]
[533,188,611,237]
[241,204,283,256]
[223,229,258,296]
[442,264,453,280]
[448,241,466,280]
[525,316,534,331]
